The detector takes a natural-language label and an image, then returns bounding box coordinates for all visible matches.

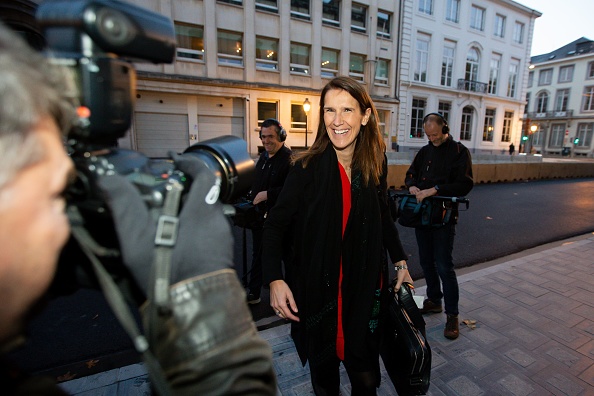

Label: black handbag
[396,194,469,229]
[381,281,431,395]
[231,198,264,229]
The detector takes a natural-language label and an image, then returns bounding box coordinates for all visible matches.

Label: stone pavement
[59,233,594,395]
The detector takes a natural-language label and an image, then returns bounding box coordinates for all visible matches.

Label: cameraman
[246,119,292,304]
[0,23,275,395]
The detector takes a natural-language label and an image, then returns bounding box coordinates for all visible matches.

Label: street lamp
[303,98,311,148]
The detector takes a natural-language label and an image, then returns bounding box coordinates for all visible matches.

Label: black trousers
[309,355,379,396]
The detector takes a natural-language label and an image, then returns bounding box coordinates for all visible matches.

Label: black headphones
[423,112,450,135]
[260,118,287,142]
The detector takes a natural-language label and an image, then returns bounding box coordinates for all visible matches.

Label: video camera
[36,0,253,209]
[36,0,254,292]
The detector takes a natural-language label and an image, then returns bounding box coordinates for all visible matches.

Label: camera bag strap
[68,199,177,396]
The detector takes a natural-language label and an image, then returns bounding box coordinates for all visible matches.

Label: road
[8,178,594,377]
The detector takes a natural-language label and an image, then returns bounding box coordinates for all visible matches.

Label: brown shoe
[444,314,459,339]
[419,299,443,314]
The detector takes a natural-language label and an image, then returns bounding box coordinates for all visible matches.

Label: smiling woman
[262,76,411,394]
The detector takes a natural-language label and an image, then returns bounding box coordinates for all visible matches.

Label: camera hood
[36,0,175,63]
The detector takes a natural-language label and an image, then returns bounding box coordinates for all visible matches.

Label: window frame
[441,43,455,87]
[321,48,339,78]
[255,36,279,70]
[494,14,506,38]
[175,23,205,62]
[322,0,340,27]
[582,86,594,112]
[374,59,389,86]
[554,89,570,112]
[507,60,519,98]
[414,33,430,82]
[558,65,574,83]
[377,10,391,39]
[488,54,501,95]
[501,111,513,142]
[255,0,278,13]
[290,42,311,75]
[538,68,553,86]
[290,0,310,21]
[217,30,244,66]
[351,3,367,34]
[349,53,366,82]
[470,5,485,32]
[410,98,426,138]
[418,0,433,15]
[445,0,460,23]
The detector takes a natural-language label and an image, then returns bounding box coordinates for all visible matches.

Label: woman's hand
[269,280,300,322]
[394,260,413,291]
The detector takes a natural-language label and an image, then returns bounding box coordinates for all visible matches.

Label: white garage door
[135,112,189,158]
[197,115,244,141]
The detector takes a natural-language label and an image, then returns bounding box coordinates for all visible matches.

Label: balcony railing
[457,79,487,93]
[525,110,574,119]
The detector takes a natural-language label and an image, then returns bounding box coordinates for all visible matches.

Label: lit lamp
[303,98,311,148]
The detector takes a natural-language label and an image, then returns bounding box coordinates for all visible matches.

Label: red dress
[336,162,351,360]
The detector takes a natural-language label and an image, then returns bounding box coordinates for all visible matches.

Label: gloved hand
[97,153,234,295]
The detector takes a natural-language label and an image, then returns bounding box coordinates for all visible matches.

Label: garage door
[197,115,244,141]
[135,112,189,158]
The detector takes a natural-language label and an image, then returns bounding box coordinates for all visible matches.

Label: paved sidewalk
[59,234,594,395]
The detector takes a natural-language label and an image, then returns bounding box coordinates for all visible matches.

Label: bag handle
[391,281,426,331]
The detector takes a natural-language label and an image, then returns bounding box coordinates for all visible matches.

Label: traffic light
[574,137,580,145]
[522,135,528,141]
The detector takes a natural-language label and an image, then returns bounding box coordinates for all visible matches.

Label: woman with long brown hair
[262,76,411,395]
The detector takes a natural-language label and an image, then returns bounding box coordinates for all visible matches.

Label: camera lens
[183,136,254,203]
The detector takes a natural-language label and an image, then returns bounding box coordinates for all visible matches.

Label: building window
[549,124,564,148]
[290,43,310,74]
[532,129,543,147]
[470,5,485,31]
[256,36,279,70]
[258,101,278,126]
[441,42,455,86]
[218,0,242,5]
[446,0,460,23]
[175,23,204,61]
[377,11,391,39]
[558,65,574,83]
[538,68,553,86]
[465,47,479,82]
[554,89,570,112]
[351,3,367,33]
[349,53,366,82]
[410,98,426,138]
[322,0,340,27]
[438,102,451,122]
[588,62,594,79]
[483,108,495,142]
[321,48,339,78]
[291,0,310,21]
[414,33,430,82]
[377,110,388,137]
[256,0,278,13]
[217,30,243,66]
[507,59,519,98]
[527,71,534,88]
[460,106,473,141]
[583,86,594,111]
[536,92,549,113]
[374,59,389,85]
[494,14,506,38]
[418,0,433,15]
[576,123,593,147]
[488,54,501,95]
[525,92,530,114]
[513,21,524,44]
[502,111,513,142]
[291,103,307,130]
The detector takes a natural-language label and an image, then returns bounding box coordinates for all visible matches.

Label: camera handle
[66,181,186,396]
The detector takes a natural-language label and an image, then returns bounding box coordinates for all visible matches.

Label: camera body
[36,0,254,212]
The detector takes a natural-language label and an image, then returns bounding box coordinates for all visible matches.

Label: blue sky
[517,0,594,56]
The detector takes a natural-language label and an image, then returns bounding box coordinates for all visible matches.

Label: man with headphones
[404,113,473,339]
[246,118,292,304]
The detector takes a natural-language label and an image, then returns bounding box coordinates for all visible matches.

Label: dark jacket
[249,145,292,216]
[405,136,473,197]
[262,146,407,372]
[1,270,277,395]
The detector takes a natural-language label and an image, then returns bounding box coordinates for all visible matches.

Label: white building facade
[397,0,540,154]
[524,38,594,157]
[119,0,403,157]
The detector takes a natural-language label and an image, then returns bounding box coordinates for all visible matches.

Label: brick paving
[60,234,594,395]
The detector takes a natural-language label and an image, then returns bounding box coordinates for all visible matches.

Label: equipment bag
[381,282,431,395]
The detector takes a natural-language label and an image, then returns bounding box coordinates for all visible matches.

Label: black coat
[262,146,407,371]
[249,145,292,215]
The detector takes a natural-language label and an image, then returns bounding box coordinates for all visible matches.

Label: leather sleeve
[146,269,276,395]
